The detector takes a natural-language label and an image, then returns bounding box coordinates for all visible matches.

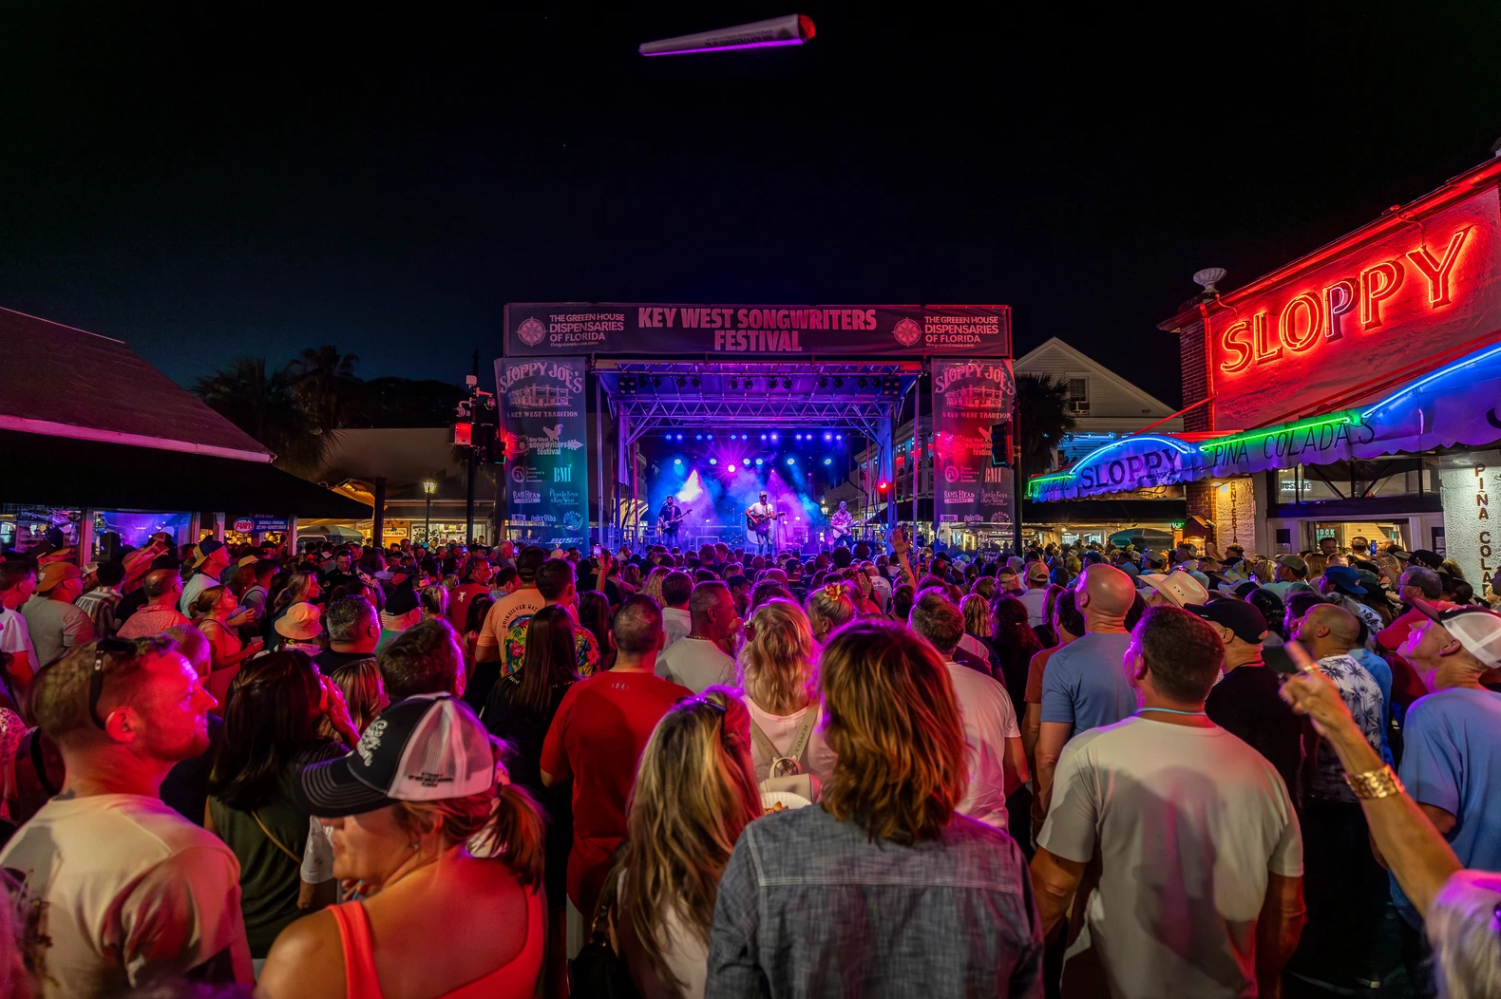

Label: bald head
[143,569,182,602]
[1299,603,1361,652]
[1078,564,1135,632]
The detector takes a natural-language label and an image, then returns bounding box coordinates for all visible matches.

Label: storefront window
[1276,460,1434,504]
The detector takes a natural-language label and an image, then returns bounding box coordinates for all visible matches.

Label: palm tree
[1015,374,1077,480]
[288,345,361,433]
[194,357,333,475]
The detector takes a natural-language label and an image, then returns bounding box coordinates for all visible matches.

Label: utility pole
[466,350,480,545]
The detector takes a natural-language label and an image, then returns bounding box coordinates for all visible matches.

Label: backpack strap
[750,700,820,778]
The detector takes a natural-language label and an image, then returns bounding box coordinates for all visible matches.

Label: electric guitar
[745,507,780,533]
[658,506,688,533]
[829,519,853,542]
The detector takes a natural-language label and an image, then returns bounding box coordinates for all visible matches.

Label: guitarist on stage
[745,490,778,555]
[657,496,687,548]
[828,500,854,549]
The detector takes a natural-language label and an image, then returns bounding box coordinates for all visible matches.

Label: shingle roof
[0,307,271,459]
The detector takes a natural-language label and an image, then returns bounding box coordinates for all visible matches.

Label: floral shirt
[1312,654,1385,803]
[503,613,599,679]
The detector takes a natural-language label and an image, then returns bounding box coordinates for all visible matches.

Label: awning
[0,430,370,519]
[1030,339,1501,503]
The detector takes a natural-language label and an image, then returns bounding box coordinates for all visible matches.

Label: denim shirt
[706,805,1044,998]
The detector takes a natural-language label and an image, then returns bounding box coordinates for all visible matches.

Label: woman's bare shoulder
[256,908,346,999]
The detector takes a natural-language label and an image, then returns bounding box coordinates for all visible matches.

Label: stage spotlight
[823,432,832,441]
[833,376,844,388]
[706,433,713,440]
[823,457,832,466]
[770,432,779,441]
[794,433,802,441]
[652,376,662,388]
[695,433,703,441]
[676,376,686,387]
[782,378,792,389]
[786,457,795,466]
[818,377,829,388]
[760,433,767,441]
[691,376,701,387]
[836,433,844,441]
[742,458,751,466]
[857,377,868,388]
[882,375,901,396]
[755,458,763,466]
[674,458,682,466]
[709,457,718,466]
[728,378,738,390]
[619,375,637,394]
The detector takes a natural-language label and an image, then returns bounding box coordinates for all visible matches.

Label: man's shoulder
[1408,687,1501,729]
[5,795,234,867]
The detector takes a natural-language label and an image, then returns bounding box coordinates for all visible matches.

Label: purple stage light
[786,457,795,466]
[770,432,780,441]
[638,15,815,57]
[823,457,832,465]
[709,457,718,465]
[755,458,763,466]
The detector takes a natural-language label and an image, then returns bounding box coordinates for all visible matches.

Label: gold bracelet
[1343,766,1405,800]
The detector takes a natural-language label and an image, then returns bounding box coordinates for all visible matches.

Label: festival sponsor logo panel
[495,357,590,547]
[932,359,1016,528]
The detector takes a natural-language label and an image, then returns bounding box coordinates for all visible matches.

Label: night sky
[3,3,1498,406]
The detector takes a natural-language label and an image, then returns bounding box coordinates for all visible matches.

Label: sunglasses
[90,638,136,729]
[676,694,727,716]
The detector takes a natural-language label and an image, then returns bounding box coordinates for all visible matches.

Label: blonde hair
[1440,559,1467,583]
[395,737,545,889]
[960,593,991,638]
[642,567,669,607]
[819,620,967,844]
[189,585,229,620]
[738,599,816,715]
[970,577,996,602]
[617,689,762,993]
[805,584,856,642]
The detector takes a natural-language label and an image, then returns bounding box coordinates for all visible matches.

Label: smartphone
[1262,645,1299,676]
[592,545,603,558]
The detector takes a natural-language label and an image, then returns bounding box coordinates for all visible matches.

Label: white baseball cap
[296,694,497,816]
[1411,599,1501,666]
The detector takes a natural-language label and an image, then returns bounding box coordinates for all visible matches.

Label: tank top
[329,886,544,999]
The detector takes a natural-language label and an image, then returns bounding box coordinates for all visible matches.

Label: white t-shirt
[943,661,1021,830]
[0,794,254,997]
[1038,716,1302,999]
[656,637,737,693]
[662,607,693,649]
[743,698,839,787]
[619,868,708,999]
[1018,586,1050,629]
[0,605,35,663]
[747,502,775,532]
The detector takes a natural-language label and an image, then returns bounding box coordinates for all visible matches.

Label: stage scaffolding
[594,359,922,549]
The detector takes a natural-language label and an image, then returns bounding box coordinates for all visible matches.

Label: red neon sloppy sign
[1218,226,1473,375]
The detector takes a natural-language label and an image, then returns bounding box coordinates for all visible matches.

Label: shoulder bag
[749,700,820,802]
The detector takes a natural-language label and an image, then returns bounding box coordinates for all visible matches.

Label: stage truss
[593,359,922,547]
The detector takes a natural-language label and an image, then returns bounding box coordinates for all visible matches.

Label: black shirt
[312,648,377,677]
[1205,662,1306,809]
[161,715,225,826]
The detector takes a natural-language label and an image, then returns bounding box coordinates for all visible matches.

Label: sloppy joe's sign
[1206,185,1501,431]
[1030,413,1375,502]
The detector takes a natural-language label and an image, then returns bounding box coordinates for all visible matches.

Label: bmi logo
[517,317,547,347]
[893,317,921,347]
[554,466,573,483]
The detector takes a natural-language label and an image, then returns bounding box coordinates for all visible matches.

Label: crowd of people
[0,528,1498,998]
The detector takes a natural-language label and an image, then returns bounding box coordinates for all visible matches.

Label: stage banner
[504,303,1010,357]
[932,359,1016,529]
[495,356,589,548]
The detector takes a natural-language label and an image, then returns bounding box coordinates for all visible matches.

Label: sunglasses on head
[90,638,136,729]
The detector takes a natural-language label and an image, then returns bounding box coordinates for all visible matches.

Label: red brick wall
[1179,318,1211,432]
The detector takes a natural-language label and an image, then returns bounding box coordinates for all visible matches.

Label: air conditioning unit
[1068,399,1091,415]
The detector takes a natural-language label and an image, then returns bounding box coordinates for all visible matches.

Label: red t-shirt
[447,583,491,633]
[540,668,690,915]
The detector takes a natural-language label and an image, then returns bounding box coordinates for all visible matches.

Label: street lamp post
[422,480,437,546]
